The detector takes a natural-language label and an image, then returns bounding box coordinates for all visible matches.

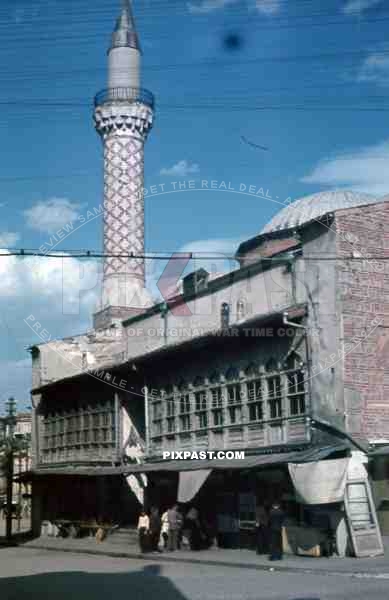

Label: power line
[0,101,389,113]
[2,47,389,80]
[0,11,389,55]
[1,249,388,261]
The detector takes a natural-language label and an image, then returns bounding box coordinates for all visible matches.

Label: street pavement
[0,547,388,600]
[22,534,389,577]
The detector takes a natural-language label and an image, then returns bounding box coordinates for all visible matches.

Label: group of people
[137,501,285,560]
[137,504,211,554]
[256,501,285,561]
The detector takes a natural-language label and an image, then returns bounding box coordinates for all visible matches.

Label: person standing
[185,506,201,550]
[149,506,162,553]
[255,503,268,555]
[176,505,184,550]
[137,509,150,553]
[167,504,179,551]
[268,501,285,561]
[161,508,169,550]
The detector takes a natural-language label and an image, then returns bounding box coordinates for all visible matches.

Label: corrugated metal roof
[19,444,349,480]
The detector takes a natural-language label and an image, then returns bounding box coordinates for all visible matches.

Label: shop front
[139,445,384,558]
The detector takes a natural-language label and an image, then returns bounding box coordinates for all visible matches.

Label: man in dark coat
[149,506,162,552]
[255,504,269,555]
[268,501,285,561]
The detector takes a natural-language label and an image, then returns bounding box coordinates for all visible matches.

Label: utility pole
[5,397,16,542]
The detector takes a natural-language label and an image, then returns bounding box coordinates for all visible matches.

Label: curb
[22,543,388,580]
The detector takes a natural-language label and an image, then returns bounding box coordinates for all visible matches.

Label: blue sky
[1,0,389,411]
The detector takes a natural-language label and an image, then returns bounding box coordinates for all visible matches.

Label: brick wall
[336,201,389,440]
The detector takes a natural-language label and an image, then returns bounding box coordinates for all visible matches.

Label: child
[137,509,150,553]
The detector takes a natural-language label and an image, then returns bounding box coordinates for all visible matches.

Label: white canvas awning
[177,469,212,503]
[288,458,350,504]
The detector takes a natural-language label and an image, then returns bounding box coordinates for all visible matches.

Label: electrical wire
[0,249,388,261]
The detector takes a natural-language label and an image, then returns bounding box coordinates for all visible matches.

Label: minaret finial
[110,0,140,51]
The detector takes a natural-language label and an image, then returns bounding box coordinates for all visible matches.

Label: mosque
[27,1,388,556]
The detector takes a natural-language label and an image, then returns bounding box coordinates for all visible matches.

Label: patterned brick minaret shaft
[93,0,154,328]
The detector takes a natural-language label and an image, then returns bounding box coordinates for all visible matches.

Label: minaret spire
[111,0,140,51]
[93,0,154,330]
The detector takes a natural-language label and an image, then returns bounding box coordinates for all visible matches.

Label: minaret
[93,0,154,330]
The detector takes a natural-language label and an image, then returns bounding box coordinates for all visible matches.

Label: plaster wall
[298,221,344,427]
[32,328,126,390]
[126,264,295,359]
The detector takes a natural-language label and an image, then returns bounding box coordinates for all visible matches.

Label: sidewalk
[21,535,389,579]
[0,518,32,546]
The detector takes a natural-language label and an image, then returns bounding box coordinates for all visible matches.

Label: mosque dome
[261,190,380,234]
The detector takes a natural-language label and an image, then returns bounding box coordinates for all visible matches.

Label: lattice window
[211,388,222,408]
[163,392,177,435]
[213,408,224,426]
[152,400,163,437]
[153,401,163,419]
[180,394,191,414]
[180,415,191,431]
[179,391,191,431]
[286,352,306,416]
[41,398,116,460]
[195,391,207,411]
[227,384,241,405]
[226,379,242,425]
[195,390,208,429]
[167,417,176,434]
[210,386,224,426]
[267,375,282,419]
[247,379,263,422]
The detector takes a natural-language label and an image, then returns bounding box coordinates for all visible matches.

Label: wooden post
[5,448,13,542]
[17,453,22,532]
[114,393,121,463]
[144,385,149,456]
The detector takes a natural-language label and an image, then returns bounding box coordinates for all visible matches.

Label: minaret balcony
[94,86,154,110]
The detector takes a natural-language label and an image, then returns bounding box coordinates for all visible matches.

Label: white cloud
[357,50,389,86]
[0,232,20,248]
[188,0,280,14]
[0,251,101,331]
[301,139,389,196]
[146,237,243,302]
[0,250,103,401]
[188,0,238,14]
[179,237,242,275]
[342,0,383,15]
[160,160,200,177]
[24,197,81,234]
[255,0,281,15]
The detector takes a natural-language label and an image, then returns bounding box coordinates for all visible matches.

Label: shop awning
[18,443,349,480]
